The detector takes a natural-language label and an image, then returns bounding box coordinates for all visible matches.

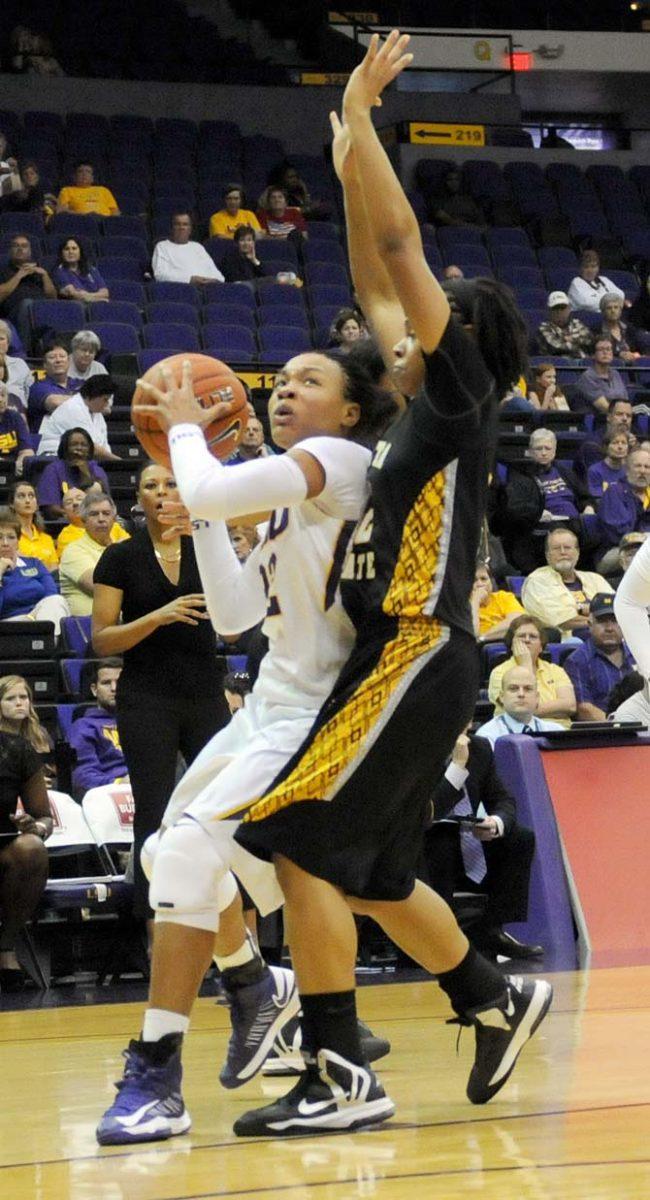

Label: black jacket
[429,735,516,834]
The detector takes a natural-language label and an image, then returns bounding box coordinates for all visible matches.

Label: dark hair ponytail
[322,350,398,448]
[471,279,528,401]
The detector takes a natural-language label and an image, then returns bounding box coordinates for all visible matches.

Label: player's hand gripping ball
[131,353,248,469]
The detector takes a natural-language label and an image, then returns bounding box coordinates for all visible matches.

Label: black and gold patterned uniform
[236,317,496,900]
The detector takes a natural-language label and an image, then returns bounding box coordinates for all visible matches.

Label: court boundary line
[1,1100,649,1172]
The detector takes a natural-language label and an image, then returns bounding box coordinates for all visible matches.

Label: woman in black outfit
[0,731,51,990]
[92,462,229,920]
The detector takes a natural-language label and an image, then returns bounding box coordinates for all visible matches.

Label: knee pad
[149,818,233,933]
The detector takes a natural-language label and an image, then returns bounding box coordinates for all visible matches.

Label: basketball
[131,352,249,469]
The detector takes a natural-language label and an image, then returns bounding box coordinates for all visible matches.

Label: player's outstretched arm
[343,32,450,356]
[330,110,406,375]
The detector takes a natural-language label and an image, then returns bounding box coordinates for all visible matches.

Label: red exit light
[510,51,533,71]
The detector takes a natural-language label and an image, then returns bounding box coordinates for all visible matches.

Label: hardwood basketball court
[1,965,649,1199]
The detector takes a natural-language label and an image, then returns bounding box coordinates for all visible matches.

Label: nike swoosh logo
[297,1098,334,1116]
[206,419,242,448]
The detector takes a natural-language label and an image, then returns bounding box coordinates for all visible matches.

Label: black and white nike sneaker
[262,1015,391,1076]
[233,1047,395,1137]
[464,974,553,1104]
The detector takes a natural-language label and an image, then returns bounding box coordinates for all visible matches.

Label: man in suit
[422,728,542,961]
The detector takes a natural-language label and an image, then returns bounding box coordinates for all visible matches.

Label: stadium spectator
[573,337,628,414]
[37,427,111,520]
[152,211,224,286]
[59,492,125,616]
[487,615,576,724]
[567,250,625,313]
[0,161,56,222]
[536,291,593,358]
[430,166,484,227]
[499,383,537,415]
[0,319,34,413]
[0,132,20,201]
[67,330,108,384]
[527,428,595,521]
[37,375,117,459]
[603,531,647,588]
[0,674,55,785]
[221,225,271,284]
[208,185,261,239]
[228,414,274,464]
[0,724,51,991]
[53,237,109,303]
[228,524,259,563]
[56,162,119,217]
[628,270,650,338]
[521,527,613,636]
[573,397,636,478]
[0,383,32,475]
[223,670,251,715]
[9,26,64,76]
[526,363,569,412]
[472,560,524,644]
[422,728,542,960]
[599,295,641,362]
[257,187,307,240]
[0,507,68,630]
[596,446,650,560]
[70,659,129,797]
[442,264,464,281]
[563,593,634,721]
[92,461,229,921]
[330,307,367,349]
[476,665,564,743]
[9,481,57,571]
[0,233,56,346]
[27,340,78,430]
[587,429,629,498]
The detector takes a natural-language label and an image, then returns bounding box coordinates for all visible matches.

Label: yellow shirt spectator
[478,590,524,638]
[57,185,119,217]
[18,526,58,572]
[209,208,261,239]
[56,522,130,556]
[488,656,573,727]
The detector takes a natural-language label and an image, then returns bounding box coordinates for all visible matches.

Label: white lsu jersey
[253,436,371,709]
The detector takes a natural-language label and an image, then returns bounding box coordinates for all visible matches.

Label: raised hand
[343,29,413,117]
[159,499,193,539]
[133,359,237,434]
[329,111,355,184]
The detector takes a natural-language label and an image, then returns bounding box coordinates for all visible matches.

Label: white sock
[214,931,258,972]
[142,1008,190,1042]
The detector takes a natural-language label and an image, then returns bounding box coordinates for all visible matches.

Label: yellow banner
[409,122,485,146]
[238,371,277,391]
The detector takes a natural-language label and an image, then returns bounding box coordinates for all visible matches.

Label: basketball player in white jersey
[96,353,397,1145]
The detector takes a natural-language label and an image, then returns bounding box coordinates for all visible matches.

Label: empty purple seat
[146,302,199,327]
[138,349,183,372]
[437,226,484,250]
[91,301,143,329]
[257,306,309,330]
[461,160,510,201]
[147,281,201,306]
[50,213,101,239]
[143,323,200,351]
[308,284,352,310]
[213,284,256,310]
[100,215,148,241]
[305,263,349,289]
[31,300,85,335]
[107,281,147,305]
[100,236,148,265]
[88,322,141,355]
[485,227,532,250]
[258,327,311,361]
[202,302,256,328]
[0,211,44,238]
[98,257,145,282]
[305,222,341,243]
[538,247,578,271]
[256,241,299,269]
[201,326,256,361]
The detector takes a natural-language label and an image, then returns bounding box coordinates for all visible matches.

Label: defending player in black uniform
[234,32,553,1137]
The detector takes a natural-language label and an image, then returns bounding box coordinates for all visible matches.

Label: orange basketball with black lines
[131,352,248,469]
